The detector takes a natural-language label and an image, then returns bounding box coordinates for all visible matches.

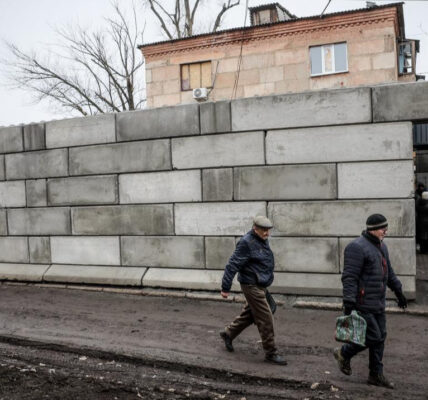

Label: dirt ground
[0,340,342,400]
[0,284,427,400]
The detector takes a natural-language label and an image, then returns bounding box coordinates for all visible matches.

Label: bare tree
[144,0,240,40]
[1,2,145,117]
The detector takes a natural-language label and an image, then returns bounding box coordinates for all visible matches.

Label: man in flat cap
[334,213,408,389]
[219,215,287,365]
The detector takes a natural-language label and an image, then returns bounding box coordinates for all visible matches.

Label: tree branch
[1,2,145,116]
[212,0,240,33]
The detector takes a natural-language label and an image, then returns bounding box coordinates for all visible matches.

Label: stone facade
[140,4,417,108]
[0,81,426,297]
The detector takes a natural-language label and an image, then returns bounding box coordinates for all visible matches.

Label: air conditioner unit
[192,87,208,101]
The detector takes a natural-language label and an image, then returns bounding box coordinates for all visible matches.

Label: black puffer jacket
[221,230,274,292]
[342,231,402,313]
[416,195,428,240]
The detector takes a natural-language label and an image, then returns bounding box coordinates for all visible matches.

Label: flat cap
[253,215,273,229]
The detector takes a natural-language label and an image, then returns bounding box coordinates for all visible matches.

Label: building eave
[139,3,403,60]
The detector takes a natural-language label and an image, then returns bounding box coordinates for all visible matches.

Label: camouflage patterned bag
[335,310,367,347]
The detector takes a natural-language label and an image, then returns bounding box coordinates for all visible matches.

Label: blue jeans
[341,312,387,374]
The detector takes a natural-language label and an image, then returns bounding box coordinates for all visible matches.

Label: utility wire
[231,0,249,100]
[321,0,333,17]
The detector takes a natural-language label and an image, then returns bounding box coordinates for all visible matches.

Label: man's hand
[221,291,229,299]
[395,290,408,309]
[343,302,354,315]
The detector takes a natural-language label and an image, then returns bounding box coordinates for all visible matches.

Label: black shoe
[219,331,234,352]
[265,353,287,365]
[367,373,394,389]
[333,347,352,376]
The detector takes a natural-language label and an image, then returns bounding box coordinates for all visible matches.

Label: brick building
[139,2,420,108]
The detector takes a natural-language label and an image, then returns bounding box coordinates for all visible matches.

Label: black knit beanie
[366,214,388,231]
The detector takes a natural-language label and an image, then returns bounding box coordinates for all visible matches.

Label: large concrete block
[270,237,338,273]
[5,149,68,180]
[26,179,47,207]
[0,155,4,180]
[29,237,51,264]
[143,268,238,291]
[8,207,71,235]
[202,168,233,201]
[69,140,171,175]
[0,263,49,282]
[373,82,428,122]
[234,164,336,200]
[121,236,204,268]
[266,122,413,164]
[200,101,231,134]
[44,265,146,286]
[0,237,29,263]
[51,236,120,265]
[23,123,45,151]
[339,237,416,275]
[269,200,414,237]
[0,126,23,153]
[116,104,199,141]
[172,131,264,169]
[72,205,174,235]
[48,175,118,206]
[175,202,266,235]
[0,181,26,207]
[270,272,342,295]
[46,114,115,148]
[119,170,201,204]
[0,210,7,235]
[338,161,414,199]
[393,276,416,299]
[205,236,236,270]
[231,87,371,131]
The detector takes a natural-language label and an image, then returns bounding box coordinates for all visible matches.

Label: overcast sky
[0,0,427,127]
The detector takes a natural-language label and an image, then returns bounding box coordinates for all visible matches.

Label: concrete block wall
[1,81,427,297]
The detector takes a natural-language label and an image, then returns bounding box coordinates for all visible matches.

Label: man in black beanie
[333,213,408,389]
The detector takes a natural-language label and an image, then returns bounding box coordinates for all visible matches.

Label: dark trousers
[225,284,277,356]
[341,311,387,374]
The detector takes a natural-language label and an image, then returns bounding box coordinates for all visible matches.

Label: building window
[310,42,348,76]
[257,9,272,24]
[398,41,416,75]
[181,61,212,91]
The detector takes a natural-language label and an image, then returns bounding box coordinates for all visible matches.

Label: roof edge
[138,2,404,50]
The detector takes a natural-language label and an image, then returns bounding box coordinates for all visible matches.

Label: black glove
[343,302,354,315]
[395,290,408,309]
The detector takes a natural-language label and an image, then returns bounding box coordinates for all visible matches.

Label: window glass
[310,46,322,75]
[258,9,271,24]
[334,42,347,72]
[323,45,333,73]
[398,42,414,74]
[310,42,347,76]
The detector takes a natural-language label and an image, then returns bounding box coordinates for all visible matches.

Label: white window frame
[310,42,348,77]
